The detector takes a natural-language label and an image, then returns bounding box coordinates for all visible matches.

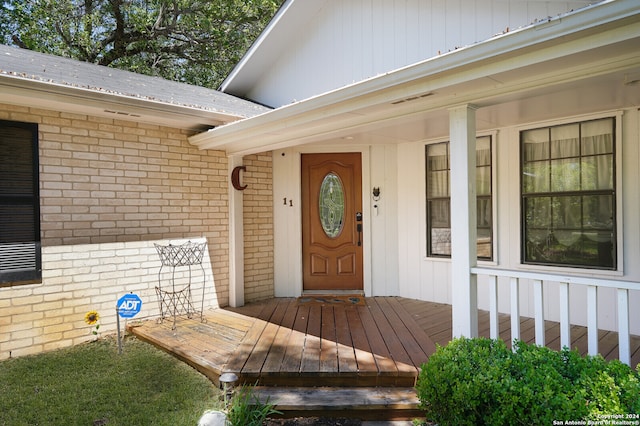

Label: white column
[449,104,478,338]
[228,155,245,307]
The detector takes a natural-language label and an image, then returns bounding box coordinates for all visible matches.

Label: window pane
[477,228,492,259]
[0,205,36,243]
[523,128,549,161]
[476,165,491,196]
[523,162,549,193]
[550,123,579,158]
[552,196,581,228]
[582,118,614,155]
[428,170,449,197]
[524,229,553,263]
[318,172,345,238]
[582,155,613,190]
[429,199,450,228]
[477,197,492,228]
[0,127,34,196]
[524,197,551,229]
[426,143,448,170]
[583,195,613,229]
[429,199,451,256]
[476,136,491,166]
[550,158,580,192]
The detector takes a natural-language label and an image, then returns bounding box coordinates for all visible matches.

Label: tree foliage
[0,0,283,88]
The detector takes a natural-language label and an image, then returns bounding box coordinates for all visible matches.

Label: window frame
[425,135,494,261]
[519,116,618,271]
[0,119,41,286]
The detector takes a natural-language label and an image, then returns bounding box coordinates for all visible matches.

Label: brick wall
[242,153,274,302]
[0,104,231,359]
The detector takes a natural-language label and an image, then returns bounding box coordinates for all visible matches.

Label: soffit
[189,4,640,154]
[0,45,270,132]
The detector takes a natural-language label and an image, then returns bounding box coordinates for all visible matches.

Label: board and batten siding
[245,0,594,108]
[396,107,640,336]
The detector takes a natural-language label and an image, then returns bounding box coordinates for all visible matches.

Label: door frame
[273,145,372,298]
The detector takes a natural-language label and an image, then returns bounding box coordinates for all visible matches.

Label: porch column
[228,155,245,307]
[449,104,478,338]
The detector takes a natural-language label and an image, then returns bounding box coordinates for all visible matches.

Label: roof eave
[190,0,640,154]
[1,74,245,132]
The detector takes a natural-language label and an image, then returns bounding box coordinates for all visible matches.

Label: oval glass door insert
[319,172,345,238]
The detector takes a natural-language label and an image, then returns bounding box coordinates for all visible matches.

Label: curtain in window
[427,138,492,259]
[523,128,550,193]
[522,117,615,269]
[427,144,449,198]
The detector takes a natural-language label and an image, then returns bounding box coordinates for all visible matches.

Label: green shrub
[415,337,640,426]
[226,386,281,426]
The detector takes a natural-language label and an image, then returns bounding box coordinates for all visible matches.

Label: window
[0,120,41,284]
[521,117,615,269]
[425,136,493,259]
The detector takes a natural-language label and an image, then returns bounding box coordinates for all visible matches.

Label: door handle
[356,212,362,246]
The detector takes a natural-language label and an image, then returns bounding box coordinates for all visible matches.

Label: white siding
[396,107,640,335]
[370,144,400,296]
[245,0,593,107]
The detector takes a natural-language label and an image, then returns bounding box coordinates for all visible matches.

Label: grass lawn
[0,336,223,425]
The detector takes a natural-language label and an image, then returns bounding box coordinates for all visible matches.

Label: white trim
[510,277,521,347]
[273,144,372,297]
[559,282,571,349]
[190,1,640,154]
[470,267,640,291]
[533,279,545,346]
[617,289,630,365]
[220,0,328,95]
[473,266,638,365]
[587,285,599,356]
[228,155,245,307]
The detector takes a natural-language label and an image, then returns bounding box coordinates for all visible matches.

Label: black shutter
[0,120,41,284]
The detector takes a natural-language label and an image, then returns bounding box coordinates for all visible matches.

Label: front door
[301,153,363,291]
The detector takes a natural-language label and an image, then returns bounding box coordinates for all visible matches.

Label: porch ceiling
[189,2,640,156]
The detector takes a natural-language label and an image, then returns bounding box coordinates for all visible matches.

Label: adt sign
[117,293,142,318]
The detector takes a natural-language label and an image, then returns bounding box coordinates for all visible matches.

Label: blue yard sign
[117,293,142,318]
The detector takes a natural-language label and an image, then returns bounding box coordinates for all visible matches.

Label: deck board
[129,297,640,387]
[334,307,359,374]
[344,306,378,380]
[262,299,297,374]
[355,304,400,378]
[367,298,421,376]
[320,306,339,373]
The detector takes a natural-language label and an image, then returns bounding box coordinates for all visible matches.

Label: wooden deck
[129,297,640,389]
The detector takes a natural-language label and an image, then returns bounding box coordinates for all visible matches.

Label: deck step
[251,387,425,421]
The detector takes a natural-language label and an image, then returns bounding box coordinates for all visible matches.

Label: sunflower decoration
[84,310,100,336]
